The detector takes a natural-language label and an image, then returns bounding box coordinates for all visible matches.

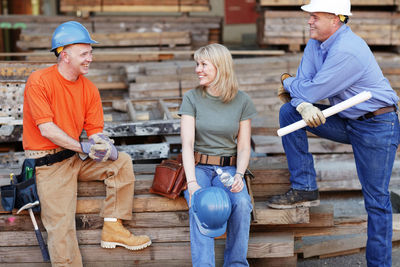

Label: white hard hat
[301,0,352,16]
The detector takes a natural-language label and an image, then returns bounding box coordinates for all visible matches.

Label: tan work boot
[101,219,151,250]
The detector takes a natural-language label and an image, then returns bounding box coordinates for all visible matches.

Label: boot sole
[101,240,152,250]
[267,199,320,209]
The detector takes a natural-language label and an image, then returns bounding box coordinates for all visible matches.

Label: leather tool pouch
[150,157,187,200]
[0,159,40,212]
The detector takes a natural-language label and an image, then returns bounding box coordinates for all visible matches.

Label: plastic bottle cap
[216,168,222,175]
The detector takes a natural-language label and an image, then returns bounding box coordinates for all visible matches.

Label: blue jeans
[184,164,252,267]
[280,103,400,267]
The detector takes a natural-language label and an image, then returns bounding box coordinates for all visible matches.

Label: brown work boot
[101,219,151,250]
[266,188,320,209]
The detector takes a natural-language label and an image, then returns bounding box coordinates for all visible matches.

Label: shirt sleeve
[240,93,257,121]
[25,80,54,125]
[178,91,196,117]
[284,42,365,107]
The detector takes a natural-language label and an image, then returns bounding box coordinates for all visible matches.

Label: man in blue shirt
[267,0,399,266]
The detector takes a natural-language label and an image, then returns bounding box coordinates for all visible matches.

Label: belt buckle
[220,156,230,167]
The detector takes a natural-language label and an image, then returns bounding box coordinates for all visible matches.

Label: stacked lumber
[0,161,305,266]
[60,0,211,13]
[258,0,398,7]
[257,0,400,52]
[8,14,221,59]
[127,55,302,114]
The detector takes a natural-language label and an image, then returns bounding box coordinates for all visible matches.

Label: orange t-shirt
[23,65,104,150]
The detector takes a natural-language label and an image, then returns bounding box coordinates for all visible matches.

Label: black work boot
[266,188,320,209]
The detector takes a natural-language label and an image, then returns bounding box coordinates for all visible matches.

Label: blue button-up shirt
[284,24,398,119]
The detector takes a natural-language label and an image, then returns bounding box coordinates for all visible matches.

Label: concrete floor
[297,190,399,266]
[298,245,400,267]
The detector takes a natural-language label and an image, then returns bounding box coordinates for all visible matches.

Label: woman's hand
[230,174,244,193]
[188,181,201,206]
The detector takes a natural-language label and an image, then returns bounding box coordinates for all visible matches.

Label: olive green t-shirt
[178,88,257,156]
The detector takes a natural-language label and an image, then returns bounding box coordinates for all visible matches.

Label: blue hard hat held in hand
[192,187,232,238]
[51,21,98,52]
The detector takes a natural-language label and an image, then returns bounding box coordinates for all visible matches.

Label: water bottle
[216,168,235,188]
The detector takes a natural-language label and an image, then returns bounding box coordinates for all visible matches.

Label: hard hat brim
[50,40,98,52]
[301,4,352,16]
[193,212,228,238]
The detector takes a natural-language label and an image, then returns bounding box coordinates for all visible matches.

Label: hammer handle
[29,209,50,262]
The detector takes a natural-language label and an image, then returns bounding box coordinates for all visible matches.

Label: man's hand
[90,133,118,161]
[80,133,119,162]
[278,73,292,103]
[80,139,103,162]
[296,102,326,127]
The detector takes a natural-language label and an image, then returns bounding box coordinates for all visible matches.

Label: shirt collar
[320,24,347,52]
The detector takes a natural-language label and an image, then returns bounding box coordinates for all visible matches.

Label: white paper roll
[277,91,372,137]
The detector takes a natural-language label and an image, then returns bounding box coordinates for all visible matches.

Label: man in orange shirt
[23,21,151,266]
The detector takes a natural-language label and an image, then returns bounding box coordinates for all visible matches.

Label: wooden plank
[0,227,190,246]
[248,255,297,267]
[247,232,294,258]
[259,0,395,6]
[0,212,190,231]
[258,10,398,47]
[59,0,211,13]
[251,135,353,154]
[254,202,309,225]
[0,232,293,263]
[299,231,400,258]
[75,195,188,214]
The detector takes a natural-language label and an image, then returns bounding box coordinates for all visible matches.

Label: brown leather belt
[194,152,237,166]
[357,106,396,121]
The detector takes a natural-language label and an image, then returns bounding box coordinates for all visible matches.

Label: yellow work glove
[296,102,326,128]
[278,73,292,103]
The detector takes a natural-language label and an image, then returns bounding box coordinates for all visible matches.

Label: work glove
[80,133,118,162]
[80,139,105,162]
[278,73,292,103]
[90,133,119,162]
[296,102,326,128]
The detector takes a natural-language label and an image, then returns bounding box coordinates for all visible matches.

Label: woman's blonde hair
[194,43,238,103]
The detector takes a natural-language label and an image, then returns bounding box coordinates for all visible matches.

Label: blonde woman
[178,43,257,266]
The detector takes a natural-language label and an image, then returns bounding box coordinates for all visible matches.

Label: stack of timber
[1,154,399,265]
[60,0,211,13]
[0,15,222,62]
[0,156,313,266]
[126,55,302,114]
[257,0,400,51]
[0,61,177,161]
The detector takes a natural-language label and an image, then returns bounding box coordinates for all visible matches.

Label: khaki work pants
[35,152,135,267]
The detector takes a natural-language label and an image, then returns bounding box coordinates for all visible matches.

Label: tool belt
[194,152,237,167]
[357,105,396,121]
[34,149,76,167]
[0,159,40,212]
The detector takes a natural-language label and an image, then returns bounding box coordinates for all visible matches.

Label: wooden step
[0,232,293,264]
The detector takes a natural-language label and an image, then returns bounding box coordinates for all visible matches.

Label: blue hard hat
[192,187,232,238]
[51,21,98,52]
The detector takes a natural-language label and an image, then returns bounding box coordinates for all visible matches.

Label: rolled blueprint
[277,91,372,137]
